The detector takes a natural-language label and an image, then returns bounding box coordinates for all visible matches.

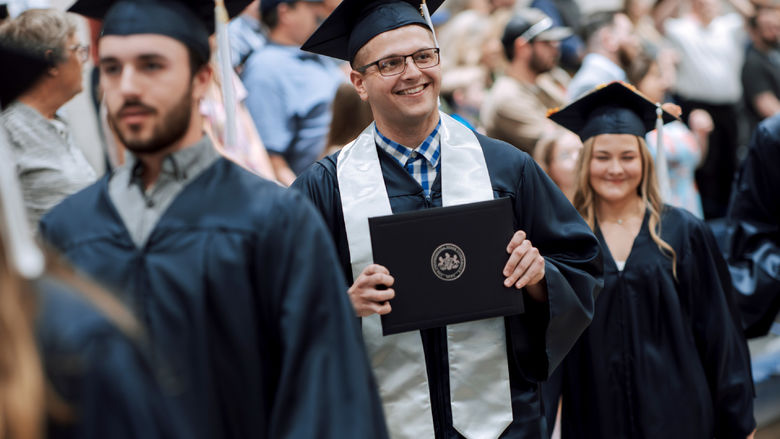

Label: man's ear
[191,64,213,101]
[513,37,530,60]
[350,70,369,101]
[45,49,59,76]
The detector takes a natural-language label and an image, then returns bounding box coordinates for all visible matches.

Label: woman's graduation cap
[301,0,445,63]
[549,81,678,200]
[548,81,677,143]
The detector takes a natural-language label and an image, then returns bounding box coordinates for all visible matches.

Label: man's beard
[108,86,193,155]
[617,44,636,71]
[529,47,554,75]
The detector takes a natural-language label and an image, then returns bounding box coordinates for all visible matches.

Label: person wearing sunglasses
[0,8,96,232]
[293,0,603,437]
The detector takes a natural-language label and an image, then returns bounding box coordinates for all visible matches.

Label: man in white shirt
[664,0,753,219]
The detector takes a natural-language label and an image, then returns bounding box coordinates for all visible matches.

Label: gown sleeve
[258,191,388,439]
[726,115,780,337]
[506,156,603,381]
[37,278,189,439]
[682,219,756,438]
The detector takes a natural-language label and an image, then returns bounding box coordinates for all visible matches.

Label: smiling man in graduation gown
[38,1,388,438]
[291,1,603,437]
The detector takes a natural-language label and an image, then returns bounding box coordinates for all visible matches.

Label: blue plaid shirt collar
[374,119,441,170]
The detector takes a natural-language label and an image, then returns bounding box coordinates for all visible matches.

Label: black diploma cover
[369,197,524,335]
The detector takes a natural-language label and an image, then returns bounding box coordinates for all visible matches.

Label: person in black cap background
[546,81,755,439]
[481,7,572,154]
[292,0,603,437]
[241,0,345,185]
[39,1,388,438]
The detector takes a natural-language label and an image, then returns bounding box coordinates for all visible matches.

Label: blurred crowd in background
[1,0,780,435]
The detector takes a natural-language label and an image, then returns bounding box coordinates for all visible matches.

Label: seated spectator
[742,5,780,133]
[482,8,571,153]
[322,82,373,156]
[441,65,486,131]
[0,9,96,232]
[663,0,753,219]
[628,50,712,218]
[530,0,585,72]
[533,127,582,202]
[566,10,639,100]
[228,0,266,72]
[241,0,344,186]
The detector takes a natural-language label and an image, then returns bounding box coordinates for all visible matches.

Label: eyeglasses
[356,48,440,77]
[68,43,90,63]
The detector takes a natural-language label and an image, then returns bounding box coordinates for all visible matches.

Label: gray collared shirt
[1,101,97,232]
[108,135,220,247]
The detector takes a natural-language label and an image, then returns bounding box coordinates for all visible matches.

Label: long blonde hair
[573,134,677,278]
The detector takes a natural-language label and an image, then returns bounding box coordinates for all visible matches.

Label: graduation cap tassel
[654,104,672,203]
[215,0,237,150]
[420,0,439,48]
[0,131,44,279]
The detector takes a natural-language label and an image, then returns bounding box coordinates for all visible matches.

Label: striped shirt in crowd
[1,102,96,231]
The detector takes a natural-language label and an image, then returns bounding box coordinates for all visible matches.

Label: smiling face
[588,133,644,204]
[98,34,210,155]
[350,25,441,135]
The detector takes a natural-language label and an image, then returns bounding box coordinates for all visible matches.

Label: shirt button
[146,199,155,208]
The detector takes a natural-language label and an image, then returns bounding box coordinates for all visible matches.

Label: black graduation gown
[726,113,780,337]
[39,158,389,439]
[35,275,185,439]
[291,132,603,438]
[556,207,755,439]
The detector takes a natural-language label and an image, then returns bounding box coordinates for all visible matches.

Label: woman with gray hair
[0,8,95,232]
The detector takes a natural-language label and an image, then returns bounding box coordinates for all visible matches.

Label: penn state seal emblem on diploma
[431,243,466,281]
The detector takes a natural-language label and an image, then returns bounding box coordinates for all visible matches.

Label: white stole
[337,112,513,439]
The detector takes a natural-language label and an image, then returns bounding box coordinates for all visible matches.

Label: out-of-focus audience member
[628,51,712,218]
[228,0,266,72]
[663,0,753,219]
[322,82,373,156]
[0,9,96,232]
[530,0,584,72]
[441,65,486,131]
[532,127,582,202]
[202,37,275,179]
[742,4,780,133]
[482,8,571,153]
[438,0,506,78]
[727,112,780,338]
[242,0,344,185]
[566,10,640,100]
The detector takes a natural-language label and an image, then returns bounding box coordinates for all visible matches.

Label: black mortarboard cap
[0,43,49,109]
[548,81,677,142]
[301,0,444,63]
[68,0,251,61]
